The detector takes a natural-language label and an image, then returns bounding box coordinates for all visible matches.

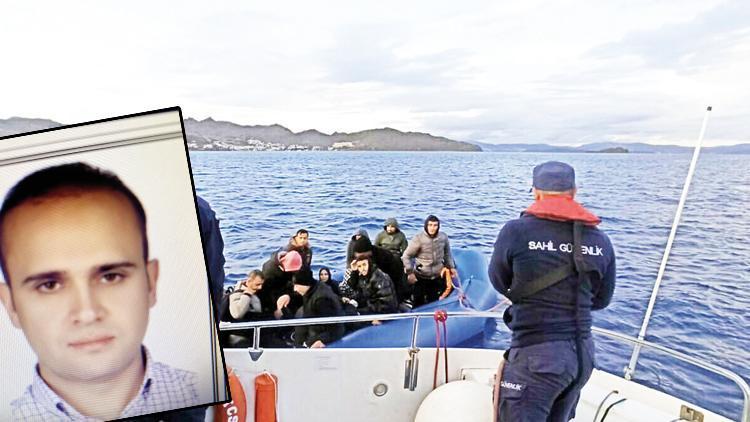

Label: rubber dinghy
[329,249,503,348]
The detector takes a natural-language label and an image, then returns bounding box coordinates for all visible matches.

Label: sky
[1,1,749,146]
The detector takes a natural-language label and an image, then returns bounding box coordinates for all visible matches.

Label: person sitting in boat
[291,271,345,348]
[340,257,399,318]
[281,229,312,270]
[350,235,412,311]
[258,250,306,320]
[489,161,616,422]
[318,266,340,297]
[374,217,408,258]
[401,215,458,307]
[220,270,266,322]
[345,227,369,265]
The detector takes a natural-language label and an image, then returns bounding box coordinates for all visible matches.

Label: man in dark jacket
[346,227,370,265]
[351,235,411,310]
[292,272,344,348]
[282,229,313,269]
[258,250,305,318]
[340,257,398,316]
[489,161,616,422]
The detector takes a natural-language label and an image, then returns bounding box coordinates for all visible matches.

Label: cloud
[590,0,750,72]
[0,1,747,146]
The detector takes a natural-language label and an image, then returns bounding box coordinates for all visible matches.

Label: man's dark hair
[0,162,148,285]
[295,229,309,237]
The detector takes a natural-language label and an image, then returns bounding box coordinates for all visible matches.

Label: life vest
[214,368,247,422]
[524,196,600,226]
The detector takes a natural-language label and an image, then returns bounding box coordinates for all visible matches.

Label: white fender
[414,380,494,422]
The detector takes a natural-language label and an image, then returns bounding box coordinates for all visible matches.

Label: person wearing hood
[375,218,408,258]
[291,272,344,348]
[346,227,370,265]
[340,256,398,316]
[402,215,458,307]
[349,235,411,310]
[318,266,341,297]
[489,161,616,422]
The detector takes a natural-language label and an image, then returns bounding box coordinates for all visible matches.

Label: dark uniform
[196,195,226,314]
[489,162,616,422]
[294,281,345,347]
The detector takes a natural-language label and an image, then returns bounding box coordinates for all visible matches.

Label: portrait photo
[0,108,228,420]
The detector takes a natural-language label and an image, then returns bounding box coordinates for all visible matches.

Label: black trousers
[412,275,444,308]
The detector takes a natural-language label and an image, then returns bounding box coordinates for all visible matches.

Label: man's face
[386,225,396,234]
[0,190,158,385]
[355,259,369,277]
[294,232,309,247]
[292,283,309,296]
[245,275,264,293]
[426,221,439,236]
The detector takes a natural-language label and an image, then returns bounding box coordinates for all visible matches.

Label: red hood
[524,196,601,226]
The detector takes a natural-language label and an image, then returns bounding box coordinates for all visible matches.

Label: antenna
[623,106,713,380]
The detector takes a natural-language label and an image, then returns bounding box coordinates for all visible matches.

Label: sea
[190,151,749,420]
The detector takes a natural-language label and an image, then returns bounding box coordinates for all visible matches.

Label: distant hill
[576,142,686,153]
[183,117,481,151]
[470,140,750,154]
[2,116,748,153]
[472,142,577,153]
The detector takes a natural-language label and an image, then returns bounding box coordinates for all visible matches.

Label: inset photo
[0,108,228,420]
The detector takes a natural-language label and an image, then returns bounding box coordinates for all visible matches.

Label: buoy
[214,368,247,422]
[415,380,494,422]
[255,372,278,422]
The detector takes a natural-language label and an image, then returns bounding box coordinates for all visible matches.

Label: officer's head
[531,161,577,200]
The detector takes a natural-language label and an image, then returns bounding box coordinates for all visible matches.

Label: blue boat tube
[329,249,507,349]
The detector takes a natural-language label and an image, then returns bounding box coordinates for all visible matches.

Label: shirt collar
[30,345,154,421]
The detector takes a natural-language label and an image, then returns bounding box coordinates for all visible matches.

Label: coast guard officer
[489,161,616,421]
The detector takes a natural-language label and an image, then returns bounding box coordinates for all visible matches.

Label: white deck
[219,346,730,421]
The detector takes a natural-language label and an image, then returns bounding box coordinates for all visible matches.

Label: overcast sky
[2,1,748,146]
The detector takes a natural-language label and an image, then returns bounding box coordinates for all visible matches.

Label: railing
[220,310,750,421]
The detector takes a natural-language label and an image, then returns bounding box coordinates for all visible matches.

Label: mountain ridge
[2,116,748,153]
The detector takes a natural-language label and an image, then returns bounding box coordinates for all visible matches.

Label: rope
[433,310,449,389]
[451,274,509,312]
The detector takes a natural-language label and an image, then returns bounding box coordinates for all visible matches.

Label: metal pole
[624,106,712,380]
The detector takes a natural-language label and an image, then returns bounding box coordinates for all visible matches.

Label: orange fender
[214,368,247,422]
[255,372,278,422]
[439,269,454,300]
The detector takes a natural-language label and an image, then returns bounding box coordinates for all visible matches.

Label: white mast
[623,106,713,380]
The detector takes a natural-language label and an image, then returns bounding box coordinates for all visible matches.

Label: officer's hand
[407,273,417,285]
[310,340,326,348]
[277,294,291,310]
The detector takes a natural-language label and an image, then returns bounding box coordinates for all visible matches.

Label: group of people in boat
[218,215,458,348]
[200,160,617,421]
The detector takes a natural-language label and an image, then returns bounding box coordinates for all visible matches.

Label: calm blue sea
[190,151,749,420]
